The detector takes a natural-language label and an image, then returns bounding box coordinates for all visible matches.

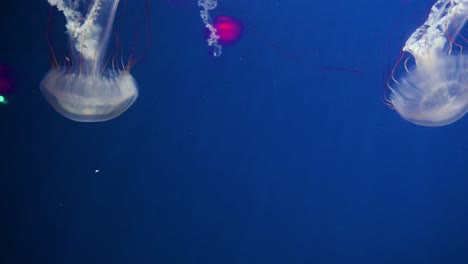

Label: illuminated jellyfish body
[388,0,468,126]
[42,0,138,122]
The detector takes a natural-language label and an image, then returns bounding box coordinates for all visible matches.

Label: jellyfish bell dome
[40,68,139,122]
[43,0,140,122]
[390,55,468,126]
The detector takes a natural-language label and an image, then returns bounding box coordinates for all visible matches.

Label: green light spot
[0,95,8,104]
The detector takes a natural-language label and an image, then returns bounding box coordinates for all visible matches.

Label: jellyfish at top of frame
[41,0,139,122]
[387,0,468,127]
[198,0,222,56]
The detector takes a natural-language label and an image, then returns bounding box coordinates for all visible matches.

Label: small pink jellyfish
[198,0,243,56]
[213,16,243,45]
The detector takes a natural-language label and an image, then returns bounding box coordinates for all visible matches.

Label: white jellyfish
[198,0,222,56]
[388,0,468,126]
[41,0,139,122]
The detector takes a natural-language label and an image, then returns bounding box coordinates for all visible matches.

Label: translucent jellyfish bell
[42,0,139,122]
[388,0,468,126]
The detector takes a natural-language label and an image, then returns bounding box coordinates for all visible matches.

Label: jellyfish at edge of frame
[198,0,222,56]
[386,0,468,127]
[41,0,139,122]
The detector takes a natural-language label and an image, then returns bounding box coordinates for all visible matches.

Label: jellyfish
[198,0,222,56]
[41,0,139,122]
[387,0,468,126]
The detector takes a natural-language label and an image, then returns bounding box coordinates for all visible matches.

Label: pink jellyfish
[213,16,242,45]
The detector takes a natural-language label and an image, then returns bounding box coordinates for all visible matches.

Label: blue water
[1,0,468,263]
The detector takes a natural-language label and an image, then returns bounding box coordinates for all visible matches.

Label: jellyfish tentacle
[198,0,222,56]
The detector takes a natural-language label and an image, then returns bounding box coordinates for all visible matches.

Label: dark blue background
[1,0,468,263]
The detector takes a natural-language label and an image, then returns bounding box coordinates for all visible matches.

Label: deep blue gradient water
[1,0,468,263]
